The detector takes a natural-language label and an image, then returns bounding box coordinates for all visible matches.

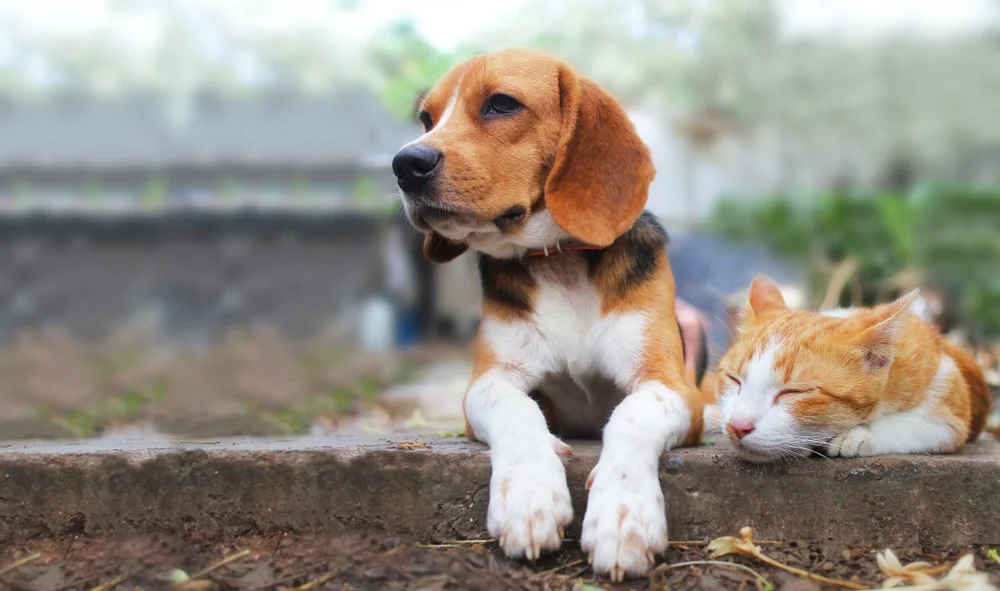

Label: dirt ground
[0,325,996,441]
[1,532,998,591]
[0,327,471,440]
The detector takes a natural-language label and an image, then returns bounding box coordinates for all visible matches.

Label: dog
[391,48,713,581]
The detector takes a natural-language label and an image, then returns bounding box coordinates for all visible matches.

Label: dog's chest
[522,260,646,436]
[529,261,603,364]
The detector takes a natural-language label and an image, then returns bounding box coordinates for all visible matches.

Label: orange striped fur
[714,275,991,462]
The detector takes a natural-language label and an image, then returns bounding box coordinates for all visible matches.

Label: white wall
[629,110,739,228]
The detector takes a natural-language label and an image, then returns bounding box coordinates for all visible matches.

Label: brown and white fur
[715,275,992,463]
[390,48,712,580]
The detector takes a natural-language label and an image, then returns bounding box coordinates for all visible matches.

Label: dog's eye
[494,205,526,224]
[483,94,523,118]
[418,111,433,132]
[492,206,527,230]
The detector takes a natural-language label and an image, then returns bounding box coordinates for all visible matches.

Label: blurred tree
[2,0,999,185]
[0,0,363,102]
[366,20,473,120]
[710,186,1000,336]
[453,0,1000,188]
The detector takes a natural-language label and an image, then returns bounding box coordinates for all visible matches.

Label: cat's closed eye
[774,387,813,401]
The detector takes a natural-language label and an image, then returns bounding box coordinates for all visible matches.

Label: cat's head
[716,275,919,463]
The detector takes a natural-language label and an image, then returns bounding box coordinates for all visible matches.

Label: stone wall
[0,210,388,346]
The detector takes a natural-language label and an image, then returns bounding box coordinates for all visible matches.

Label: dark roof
[0,89,420,171]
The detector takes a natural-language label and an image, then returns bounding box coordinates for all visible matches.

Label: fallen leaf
[933,554,996,591]
[707,535,758,559]
[876,549,936,587]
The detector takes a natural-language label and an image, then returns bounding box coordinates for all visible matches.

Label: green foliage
[709,186,1000,336]
[141,177,169,208]
[367,20,476,120]
[291,176,312,198]
[711,197,811,260]
[218,178,239,201]
[83,181,103,201]
[9,182,29,204]
[351,176,378,204]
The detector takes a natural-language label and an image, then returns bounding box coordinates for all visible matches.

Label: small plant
[218,178,239,201]
[141,177,169,209]
[351,176,378,204]
[291,176,311,199]
[709,186,1000,337]
[83,181,103,202]
[987,549,1000,566]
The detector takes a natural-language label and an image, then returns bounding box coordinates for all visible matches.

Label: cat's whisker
[788,446,824,459]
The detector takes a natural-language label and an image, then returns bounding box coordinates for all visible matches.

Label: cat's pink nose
[729,419,756,440]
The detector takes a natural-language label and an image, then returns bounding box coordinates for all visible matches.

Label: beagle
[391,48,713,581]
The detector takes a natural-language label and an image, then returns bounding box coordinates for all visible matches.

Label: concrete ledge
[0,433,998,550]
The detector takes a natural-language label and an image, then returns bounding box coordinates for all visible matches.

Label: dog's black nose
[392,144,442,193]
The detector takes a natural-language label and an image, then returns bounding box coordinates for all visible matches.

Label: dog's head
[391,48,655,263]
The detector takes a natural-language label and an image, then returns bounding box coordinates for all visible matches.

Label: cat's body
[714,276,992,462]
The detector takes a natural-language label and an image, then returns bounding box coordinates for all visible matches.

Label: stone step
[0,433,997,551]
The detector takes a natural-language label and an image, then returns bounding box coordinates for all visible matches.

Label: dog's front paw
[581,462,667,581]
[827,426,874,457]
[487,441,573,560]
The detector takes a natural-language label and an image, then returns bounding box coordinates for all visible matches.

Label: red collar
[524,241,604,257]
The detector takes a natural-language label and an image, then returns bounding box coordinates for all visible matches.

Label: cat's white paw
[487,439,574,560]
[702,404,723,434]
[827,426,875,457]
[581,462,667,581]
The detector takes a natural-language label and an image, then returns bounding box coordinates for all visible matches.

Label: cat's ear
[857,289,920,372]
[746,275,788,319]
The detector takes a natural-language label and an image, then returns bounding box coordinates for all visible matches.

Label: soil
[0,331,471,440]
[1,532,997,591]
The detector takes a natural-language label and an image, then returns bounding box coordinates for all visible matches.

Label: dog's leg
[581,380,691,581]
[465,368,574,560]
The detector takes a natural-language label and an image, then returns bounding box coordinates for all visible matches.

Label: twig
[537,558,586,576]
[0,553,42,577]
[184,549,252,583]
[819,257,859,310]
[708,528,867,590]
[88,572,131,591]
[670,540,782,547]
[416,539,494,548]
[912,564,949,577]
[666,560,772,590]
[289,570,340,590]
[746,552,865,590]
[559,566,589,581]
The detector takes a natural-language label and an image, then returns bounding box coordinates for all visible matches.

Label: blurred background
[0,0,998,440]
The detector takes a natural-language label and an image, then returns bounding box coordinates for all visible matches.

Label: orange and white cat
[714,275,992,462]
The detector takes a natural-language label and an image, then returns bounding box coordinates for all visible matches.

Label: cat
[712,275,992,463]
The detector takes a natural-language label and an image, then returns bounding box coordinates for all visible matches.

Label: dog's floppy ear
[544,64,654,247]
[423,232,468,264]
